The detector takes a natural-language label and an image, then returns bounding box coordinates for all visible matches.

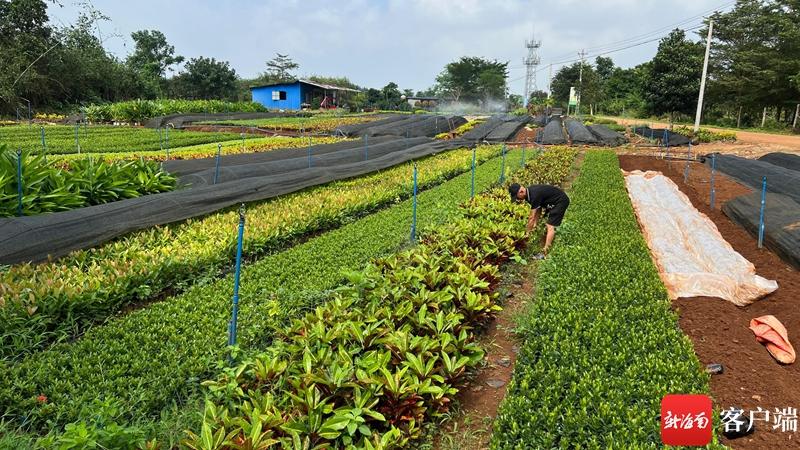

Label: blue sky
[47,0,733,95]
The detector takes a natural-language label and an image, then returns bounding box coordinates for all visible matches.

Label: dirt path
[619,156,800,450]
[610,117,800,157]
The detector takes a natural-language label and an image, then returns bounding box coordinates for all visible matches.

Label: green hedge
[491,151,717,448]
[84,99,267,124]
[0,148,532,434]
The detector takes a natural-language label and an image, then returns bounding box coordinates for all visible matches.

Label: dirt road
[610,117,800,158]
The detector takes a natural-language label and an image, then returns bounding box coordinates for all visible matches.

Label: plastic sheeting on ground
[145,112,298,129]
[759,152,800,172]
[624,170,778,306]
[723,192,800,270]
[564,118,598,144]
[333,115,406,136]
[0,138,473,264]
[708,154,800,204]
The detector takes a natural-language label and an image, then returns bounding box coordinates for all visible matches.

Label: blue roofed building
[250,79,361,111]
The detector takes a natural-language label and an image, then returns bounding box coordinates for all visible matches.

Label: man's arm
[526,208,540,236]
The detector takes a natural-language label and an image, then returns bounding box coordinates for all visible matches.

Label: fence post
[307,140,313,168]
[410,163,418,242]
[684,142,691,183]
[40,126,47,155]
[364,134,368,161]
[521,144,526,167]
[159,127,163,152]
[214,143,222,185]
[710,153,717,209]
[758,176,767,248]
[227,204,246,355]
[74,123,80,154]
[471,147,476,199]
[241,132,245,152]
[499,144,506,183]
[165,126,170,160]
[16,149,23,217]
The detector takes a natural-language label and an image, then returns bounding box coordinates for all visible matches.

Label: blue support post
[710,153,717,209]
[470,147,476,199]
[684,142,691,183]
[521,144,526,167]
[499,144,506,183]
[241,132,245,152]
[74,123,80,154]
[165,126,170,160]
[364,134,368,161]
[410,163,418,242]
[758,176,767,248]
[40,126,46,155]
[227,204,246,352]
[16,149,23,217]
[213,143,222,185]
[158,127,163,152]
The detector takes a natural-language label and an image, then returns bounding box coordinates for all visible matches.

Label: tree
[127,30,183,79]
[550,62,600,111]
[508,93,523,109]
[644,29,704,123]
[435,56,508,105]
[306,75,360,90]
[172,57,238,100]
[261,53,299,84]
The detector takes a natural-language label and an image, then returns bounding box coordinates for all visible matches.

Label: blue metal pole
[758,176,767,248]
[307,141,312,168]
[410,164,418,242]
[159,127,163,152]
[214,143,222,185]
[241,132,245,152]
[521,144,526,167]
[470,147,476,199]
[40,126,46,155]
[710,153,717,209]
[16,149,23,217]
[228,204,246,349]
[499,144,506,183]
[684,142,691,183]
[364,134,368,161]
[74,123,80,154]
[165,126,170,160]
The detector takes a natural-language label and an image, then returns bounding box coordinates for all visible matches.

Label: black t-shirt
[526,184,567,211]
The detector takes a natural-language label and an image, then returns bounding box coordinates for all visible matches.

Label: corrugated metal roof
[250,79,361,93]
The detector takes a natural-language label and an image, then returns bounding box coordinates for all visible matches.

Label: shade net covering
[708,154,800,204]
[564,118,599,144]
[624,170,778,306]
[632,127,691,146]
[0,138,472,264]
[587,124,628,146]
[759,152,800,172]
[723,192,800,270]
[538,116,566,145]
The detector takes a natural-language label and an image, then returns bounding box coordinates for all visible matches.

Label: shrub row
[673,125,737,143]
[0,147,552,432]
[0,124,246,156]
[491,151,714,448]
[84,99,267,124]
[1,145,499,361]
[0,145,175,218]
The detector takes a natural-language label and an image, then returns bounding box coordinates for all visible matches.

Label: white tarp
[623,170,778,306]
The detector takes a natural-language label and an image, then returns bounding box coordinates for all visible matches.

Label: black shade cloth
[0,138,473,264]
[587,124,628,146]
[758,152,800,173]
[564,118,599,144]
[708,154,800,204]
[723,192,800,269]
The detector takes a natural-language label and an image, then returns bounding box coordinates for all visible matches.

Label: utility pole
[577,49,587,116]
[523,29,541,107]
[694,19,713,132]
[547,63,553,98]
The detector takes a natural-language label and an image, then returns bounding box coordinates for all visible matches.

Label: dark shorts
[544,197,570,227]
